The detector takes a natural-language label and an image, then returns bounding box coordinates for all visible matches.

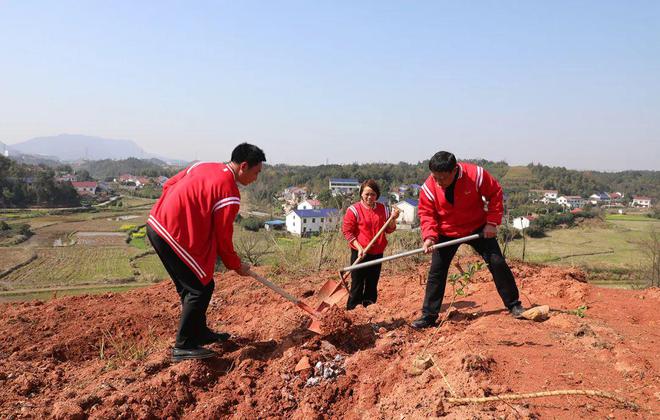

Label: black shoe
[171,346,217,362]
[200,330,231,345]
[509,304,525,319]
[410,316,438,329]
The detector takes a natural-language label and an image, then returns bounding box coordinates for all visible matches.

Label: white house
[631,196,652,208]
[283,186,308,202]
[297,199,321,210]
[71,181,98,196]
[530,189,559,204]
[589,192,610,205]
[557,195,586,209]
[329,178,359,196]
[285,208,340,236]
[395,198,419,225]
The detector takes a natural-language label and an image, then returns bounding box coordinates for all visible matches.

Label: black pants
[147,225,214,349]
[347,249,383,310]
[421,233,520,320]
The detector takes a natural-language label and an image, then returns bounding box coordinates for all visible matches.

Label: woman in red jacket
[342,179,399,310]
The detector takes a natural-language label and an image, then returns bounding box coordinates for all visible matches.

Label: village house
[329,178,359,196]
[529,189,559,204]
[556,195,586,209]
[631,196,652,208]
[395,198,419,226]
[285,208,340,236]
[71,181,98,196]
[282,186,308,202]
[297,199,321,210]
[589,192,611,205]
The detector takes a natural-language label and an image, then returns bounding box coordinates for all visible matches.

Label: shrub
[525,224,546,238]
[241,217,263,232]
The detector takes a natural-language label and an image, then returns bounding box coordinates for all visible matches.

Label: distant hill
[0,140,60,166]
[7,134,180,163]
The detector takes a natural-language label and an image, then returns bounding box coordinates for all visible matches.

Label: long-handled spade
[338,233,482,277]
[316,211,398,312]
[248,270,323,334]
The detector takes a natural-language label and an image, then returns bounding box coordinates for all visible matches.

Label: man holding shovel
[146,143,266,361]
[411,151,524,329]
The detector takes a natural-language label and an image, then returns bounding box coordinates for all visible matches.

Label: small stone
[294,356,311,372]
[305,377,321,387]
[314,361,323,376]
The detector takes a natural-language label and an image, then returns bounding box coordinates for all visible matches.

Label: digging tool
[316,210,398,311]
[247,270,323,334]
[339,233,482,274]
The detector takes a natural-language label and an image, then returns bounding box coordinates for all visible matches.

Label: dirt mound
[1,264,658,418]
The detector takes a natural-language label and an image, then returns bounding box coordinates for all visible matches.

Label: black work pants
[347,249,383,310]
[147,225,214,349]
[421,232,520,320]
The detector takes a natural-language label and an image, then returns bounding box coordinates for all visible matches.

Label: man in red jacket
[411,151,524,329]
[146,143,265,361]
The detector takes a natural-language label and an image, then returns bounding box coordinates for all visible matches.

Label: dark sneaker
[509,304,525,319]
[200,331,231,345]
[410,316,438,329]
[171,346,217,362]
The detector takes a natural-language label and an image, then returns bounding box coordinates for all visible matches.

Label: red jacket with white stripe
[419,162,504,241]
[342,201,395,255]
[148,162,242,285]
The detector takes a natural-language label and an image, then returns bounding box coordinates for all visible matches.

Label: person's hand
[423,238,435,254]
[483,224,497,239]
[391,207,400,219]
[236,262,251,277]
[352,240,365,259]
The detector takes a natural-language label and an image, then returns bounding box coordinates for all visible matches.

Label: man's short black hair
[231,143,266,168]
[428,151,457,173]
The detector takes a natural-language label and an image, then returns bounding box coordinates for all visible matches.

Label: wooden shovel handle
[342,209,398,281]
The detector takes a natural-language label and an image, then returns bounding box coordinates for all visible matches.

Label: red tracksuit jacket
[342,201,395,255]
[419,162,503,241]
[148,162,242,285]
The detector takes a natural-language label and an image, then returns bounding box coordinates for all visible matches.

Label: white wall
[396,202,418,224]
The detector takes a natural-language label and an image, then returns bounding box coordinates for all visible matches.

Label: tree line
[0,156,80,208]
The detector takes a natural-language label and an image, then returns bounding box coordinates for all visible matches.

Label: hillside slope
[0,261,658,418]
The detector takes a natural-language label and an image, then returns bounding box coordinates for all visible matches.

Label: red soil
[0,261,658,419]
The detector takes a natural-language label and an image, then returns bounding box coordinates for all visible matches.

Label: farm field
[0,196,167,301]
[504,218,659,288]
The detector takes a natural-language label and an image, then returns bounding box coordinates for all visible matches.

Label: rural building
[329,178,359,196]
[297,199,321,210]
[395,198,419,226]
[71,181,98,196]
[263,220,286,231]
[283,186,308,202]
[530,189,559,204]
[557,195,586,209]
[285,208,340,236]
[631,196,652,208]
[589,192,611,205]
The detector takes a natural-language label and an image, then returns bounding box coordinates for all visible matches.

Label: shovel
[316,210,398,312]
[248,270,323,334]
[339,233,482,274]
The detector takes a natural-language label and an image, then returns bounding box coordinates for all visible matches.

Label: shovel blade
[308,319,323,335]
[317,279,343,302]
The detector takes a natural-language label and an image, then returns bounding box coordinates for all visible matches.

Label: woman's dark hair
[360,179,380,199]
[231,143,266,168]
[428,151,457,173]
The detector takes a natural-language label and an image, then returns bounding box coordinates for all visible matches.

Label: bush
[525,224,545,238]
[241,217,263,232]
[0,221,9,231]
[498,225,521,243]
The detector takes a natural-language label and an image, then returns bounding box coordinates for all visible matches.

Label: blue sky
[1,1,658,170]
